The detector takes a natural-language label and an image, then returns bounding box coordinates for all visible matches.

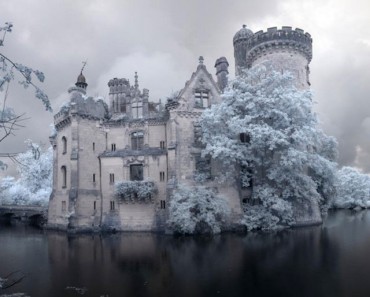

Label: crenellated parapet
[245,27,312,68]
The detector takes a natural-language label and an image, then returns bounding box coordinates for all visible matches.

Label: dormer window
[194,90,209,108]
[132,100,143,119]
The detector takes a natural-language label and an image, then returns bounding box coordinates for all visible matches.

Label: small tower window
[131,131,144,150]
[62,201,66,212]
[61,166,67,188]
[111,143,116,151]
[194,90,209,108]
[110,201,115,211]
[160,141,165,149]
[160,200,166,209]
[93,173,96,183]
[160,171,165,182]
[93,142,95,151]
[109,173,115,184]
[61,137,67,154]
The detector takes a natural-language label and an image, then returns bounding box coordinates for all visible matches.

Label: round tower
[233,24,254,76]
[233,26,313,88]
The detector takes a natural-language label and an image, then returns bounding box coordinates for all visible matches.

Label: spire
[75,60,88,89]
[134,71,139,89]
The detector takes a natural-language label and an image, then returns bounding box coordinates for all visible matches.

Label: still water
[1,211,370,297]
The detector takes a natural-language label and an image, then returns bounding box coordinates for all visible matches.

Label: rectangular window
[131,132,144,150]
[160,200,166,209]
[132,101,143,119]
[130,164,143,181]
[111,143,116,151]
[194,90,209,108]
[62,201,66,212]
[93,142,95,151]
[109,173,115,184]
[110,201,115,211]
[93,173,96,183]
[160,141,165,149]
[93,201,96,210]
[160,171,165,182]
[195,155,212,180]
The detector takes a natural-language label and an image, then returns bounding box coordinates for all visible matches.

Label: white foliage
[0,142,52,206]
[200,66,338,230]
[167,184,230,234]
[115,180,157,201]
[332,166,370,209]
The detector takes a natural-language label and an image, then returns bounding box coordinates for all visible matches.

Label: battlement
[244,27,312,67]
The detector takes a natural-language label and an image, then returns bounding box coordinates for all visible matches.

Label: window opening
[130,164,144,181]
[194,90,209,108]
[131,131,144,150]
[61,166,67,188]
[109,173,115,184]
[240,133,250,144]
[62,201,66,212]
[62,137,67,154]
[132,100,143,119]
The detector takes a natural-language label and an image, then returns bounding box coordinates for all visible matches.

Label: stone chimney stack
[215,57,229,92]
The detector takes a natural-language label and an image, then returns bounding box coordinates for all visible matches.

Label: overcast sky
[1,0,370,173]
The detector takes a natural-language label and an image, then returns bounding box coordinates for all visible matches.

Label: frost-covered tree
[167,184,230,234]
[0,22,51,143]
[200,65,338,230]
[0,141,52,206]
[115,180,157,202]
[332,166,370,209]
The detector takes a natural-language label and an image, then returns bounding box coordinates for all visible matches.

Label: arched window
[131,131,144,150]
[61,166,67,188]
[62,136,67,154]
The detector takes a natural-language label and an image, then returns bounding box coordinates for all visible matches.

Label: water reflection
[1,210,370,296]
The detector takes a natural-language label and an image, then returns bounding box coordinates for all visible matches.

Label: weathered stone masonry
[48,25,316,232]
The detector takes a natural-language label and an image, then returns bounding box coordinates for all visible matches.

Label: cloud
[1,0,370,173]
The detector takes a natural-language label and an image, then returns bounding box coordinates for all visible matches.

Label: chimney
[215,57,229,92]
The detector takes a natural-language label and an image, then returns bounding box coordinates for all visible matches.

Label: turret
[75,72,87,89]
[233,25,254,76]
[214,57,229,92]
[233,25,313,88]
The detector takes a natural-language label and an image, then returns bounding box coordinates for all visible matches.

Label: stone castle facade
[47,25,315,232]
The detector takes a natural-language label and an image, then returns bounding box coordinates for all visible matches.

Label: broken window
[131,131,144,150]
[130,164,144,181]
[195,155,211,180]
[132,100,143,119]
[239,133,250,144]
[194,90,209,108]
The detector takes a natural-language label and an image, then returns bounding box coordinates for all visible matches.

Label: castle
[47,25,316,232]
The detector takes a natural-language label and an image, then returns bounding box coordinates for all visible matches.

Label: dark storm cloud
[1,0,370,172]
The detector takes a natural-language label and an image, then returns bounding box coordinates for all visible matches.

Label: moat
[1,210,370,297]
